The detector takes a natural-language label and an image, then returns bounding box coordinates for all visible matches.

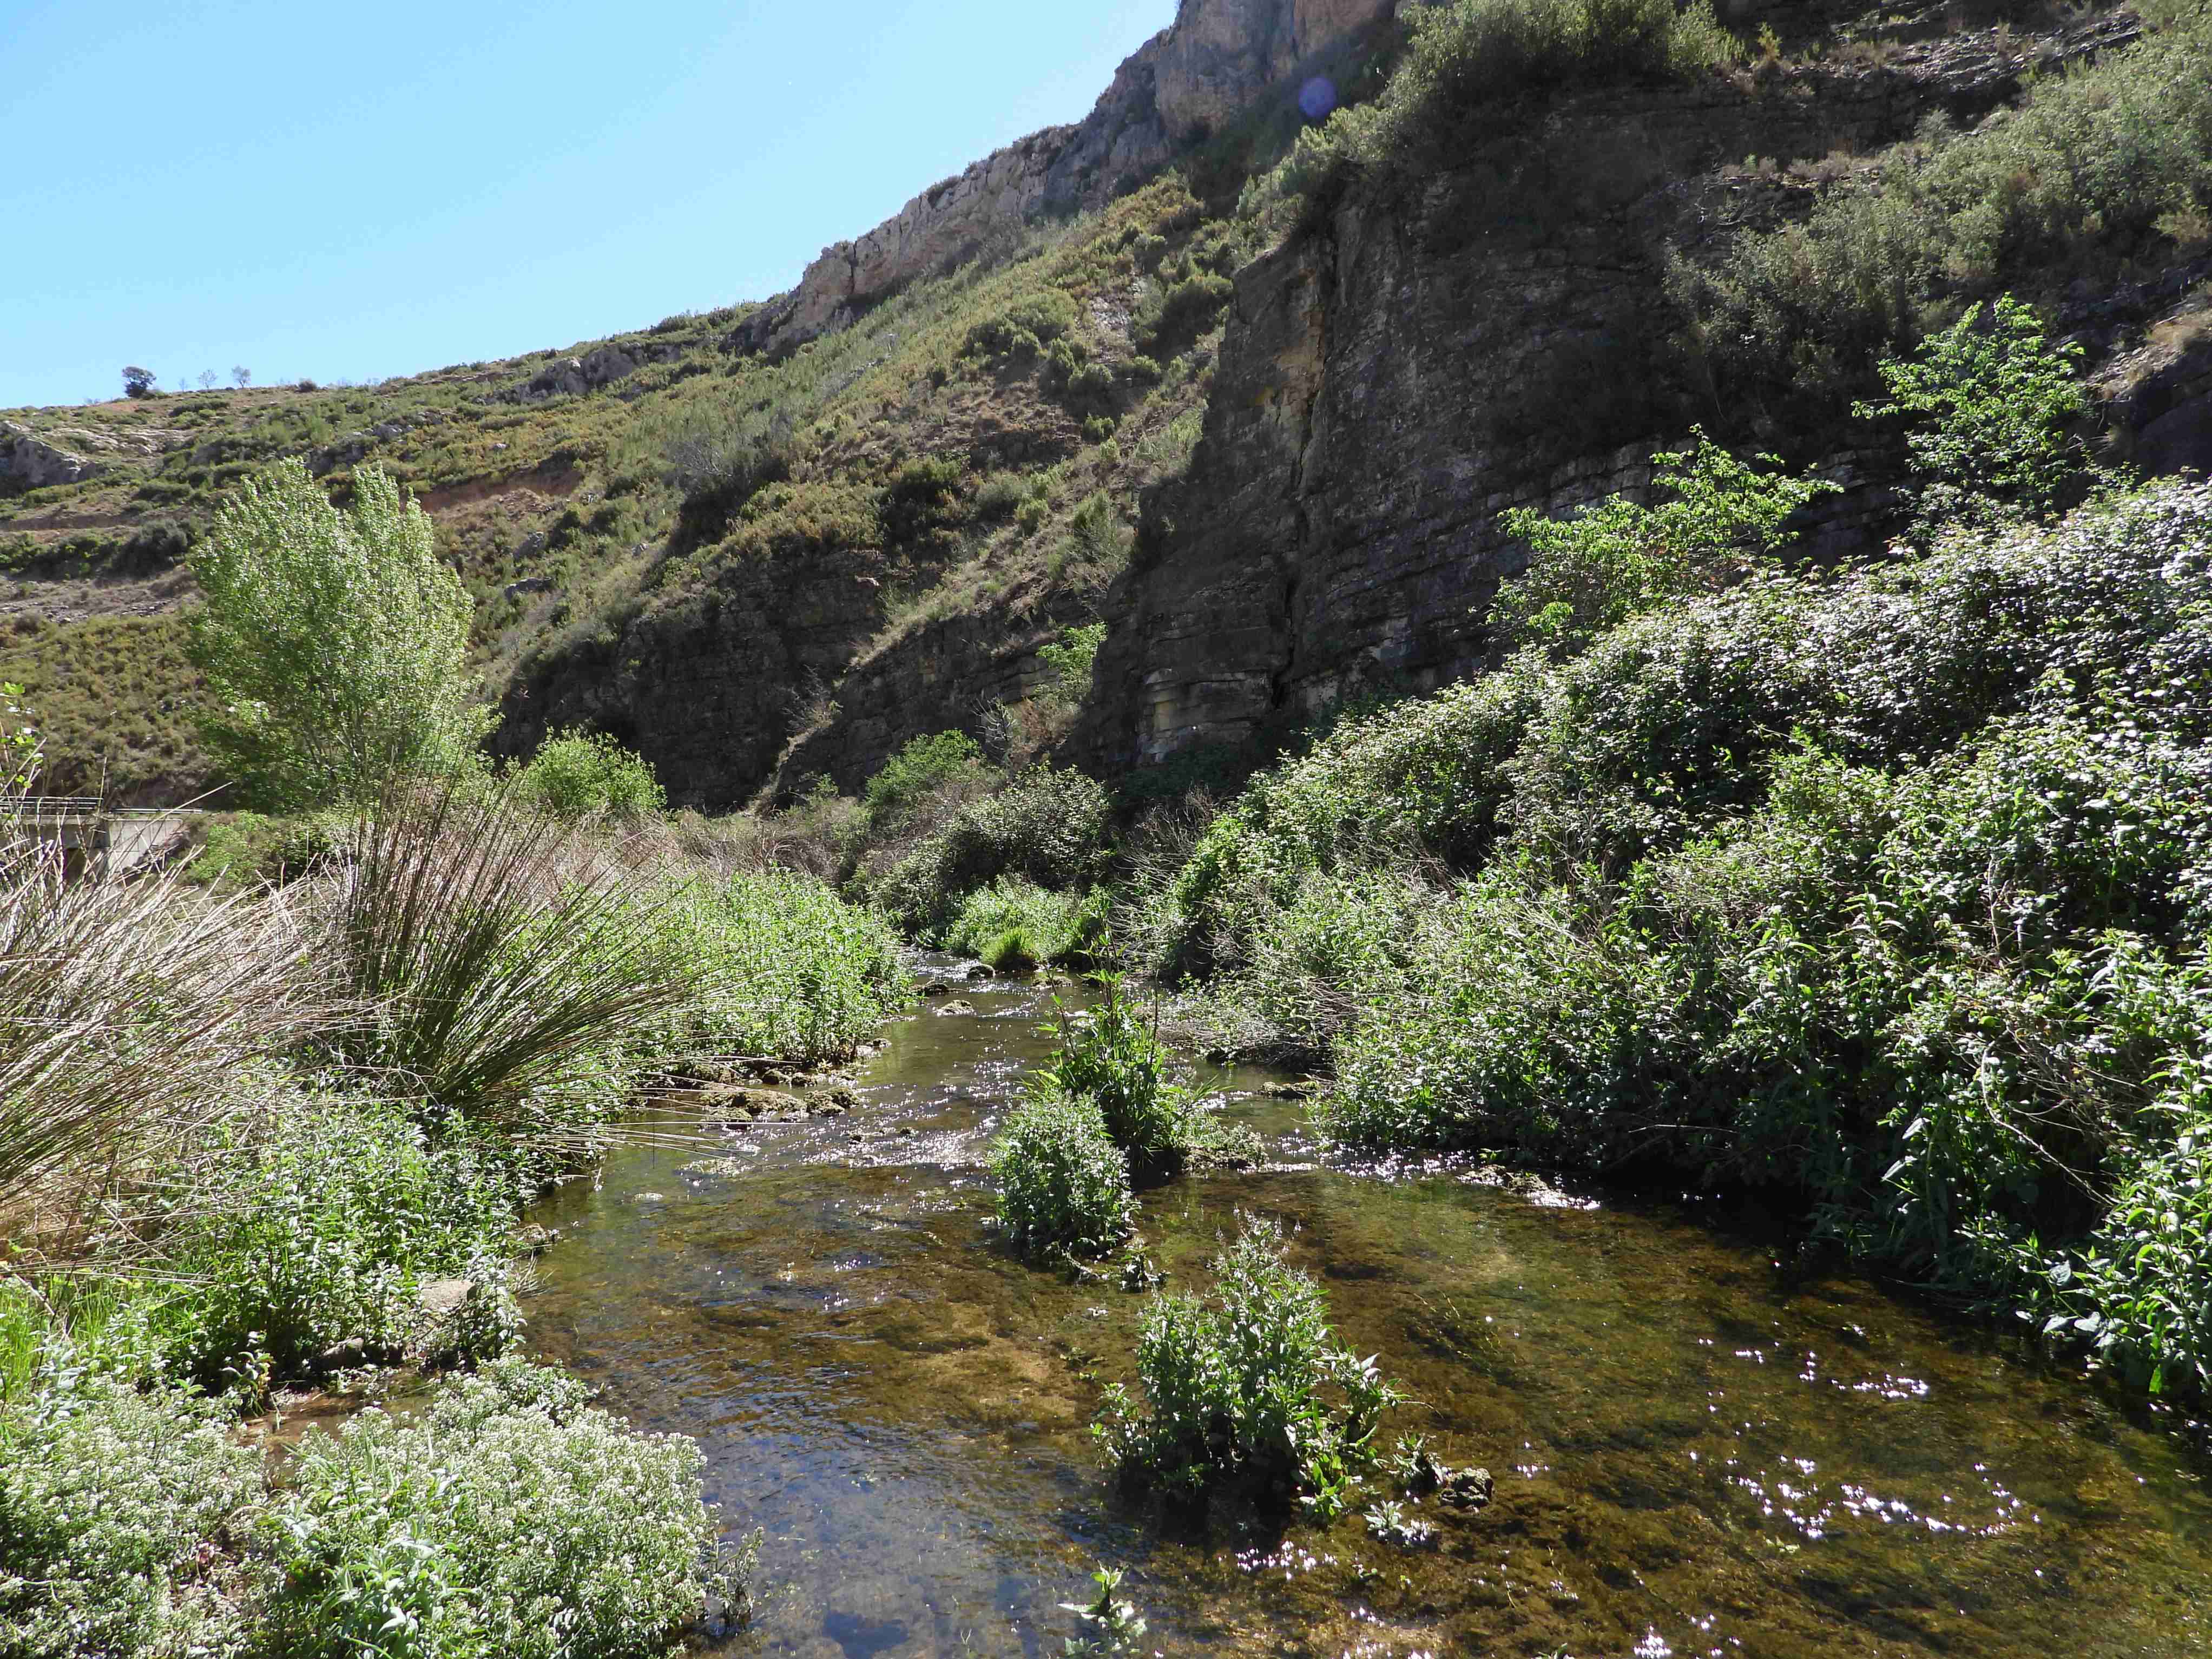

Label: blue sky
[0,0,1174,409]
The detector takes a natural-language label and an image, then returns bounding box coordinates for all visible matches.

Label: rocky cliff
[1071,11,2203,772]
[732,0,1398,357]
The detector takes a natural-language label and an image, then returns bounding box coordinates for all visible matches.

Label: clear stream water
[523,964,2212,1658]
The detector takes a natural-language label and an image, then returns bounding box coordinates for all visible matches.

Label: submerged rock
[1438,1466,1495,1512]
[680,1157,752,1179]
[937,1000,979,1017]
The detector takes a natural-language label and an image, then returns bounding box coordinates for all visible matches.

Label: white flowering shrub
[260,1360,724,1659]
[0,1375,261,1658]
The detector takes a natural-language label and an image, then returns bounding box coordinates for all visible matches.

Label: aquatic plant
[1094,1215,1399,1516]
[1039,975,1194,1165]
[990,1091,1137,1261]
[1058,1565,1148,1657]
[643,867,910,1065]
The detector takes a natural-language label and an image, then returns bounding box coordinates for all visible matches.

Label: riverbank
[0,793,908,1658]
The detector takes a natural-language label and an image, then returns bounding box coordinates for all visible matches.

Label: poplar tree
[187,460,489,807]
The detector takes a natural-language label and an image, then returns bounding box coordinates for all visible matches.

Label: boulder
[418,1278,477,1318]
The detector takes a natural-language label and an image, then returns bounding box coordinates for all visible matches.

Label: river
[523,964,2212,1657]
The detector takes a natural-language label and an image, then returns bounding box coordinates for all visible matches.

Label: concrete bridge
[1,799,196,874]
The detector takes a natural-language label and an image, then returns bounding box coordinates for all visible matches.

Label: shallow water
[524,966,2212,1658]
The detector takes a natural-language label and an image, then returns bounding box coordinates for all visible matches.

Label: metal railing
[2,797,106,823]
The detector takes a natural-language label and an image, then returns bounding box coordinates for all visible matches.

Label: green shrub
[1492,430,1836,657]
[646,870,910,1064]
[1853,297,2091,542]
[1134,272,1234,357]
[1095,1216,1398,1515]
[1257,0,1736,218]
[879,456,968,544]
[860,729,998,836]
[512,729,667,820]
[966,289,1081,364]
[973,471,1031,523]
[153,1095,525,1380]
[1055,492,1132,586]
[1136,657,1549,980]
[874,766,1114,936]
[261,1360,727,1659]
[0,1374,262,1659]
[990,1091,1136,1260]
[1166,477,2212,1397]
[182,809,343,892]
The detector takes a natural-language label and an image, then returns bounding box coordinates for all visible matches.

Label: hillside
[3,0,2208,810]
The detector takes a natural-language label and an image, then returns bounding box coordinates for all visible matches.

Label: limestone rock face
[1154,0,1396,142]
[1069,28,2143,772]
[732,0,1395,359]
[0,423,102,490]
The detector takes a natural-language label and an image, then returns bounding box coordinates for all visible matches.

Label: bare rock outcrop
[1,423,103,490]
[730,0,1397,359]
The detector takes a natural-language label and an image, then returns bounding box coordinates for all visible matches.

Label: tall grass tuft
[313,785,690,1138]
[0,834,308,1226]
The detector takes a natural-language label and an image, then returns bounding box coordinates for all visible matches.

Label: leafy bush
[0,1374,262,1659]
[874,767,1115,936]
[1671,11,2212,405]
[1492,430,1836,656]
[186,460,491,808]
[1038,623,1107,696]
[153,1094,524,1380]
[1171,478,2212,1397]
[1853,297,2091,542]
[645,869,910,1063]
[1095,1216,1398,1515]
[990,1091,1136,1260]
[261,1360,726,1659]
[182,809,343,893]
[860,729,998,838]
[512,729,667,820]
